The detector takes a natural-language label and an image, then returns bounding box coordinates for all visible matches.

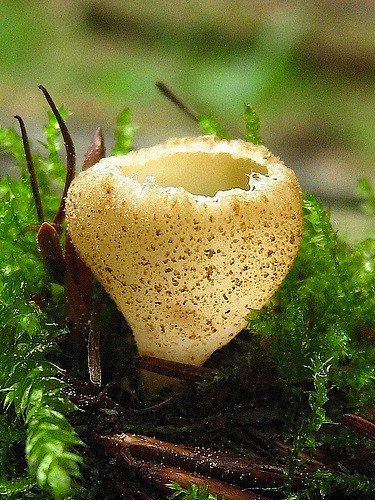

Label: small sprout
[197,114,229,140]
[112,108,136,156]
[244,104,263,146]
[65,135,302,378]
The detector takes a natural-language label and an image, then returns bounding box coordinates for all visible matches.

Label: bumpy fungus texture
[65,136,302,366]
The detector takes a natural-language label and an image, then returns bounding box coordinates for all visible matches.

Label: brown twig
[156,81,199,122]
[274,438,328,468]
[341,413,375,441]
[141,463,269,499]
[64,233,93,351]
[114,449,270,500]
[139,355,215,382]
[96,433,309,492]
[14,114,44,223]
[36,222,65,283]
[38,85,76,226]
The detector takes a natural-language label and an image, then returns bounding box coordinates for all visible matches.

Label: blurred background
[1,0,375,241]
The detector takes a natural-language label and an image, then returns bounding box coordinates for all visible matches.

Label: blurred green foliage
[0,0,374,165]
[0,0,375,243]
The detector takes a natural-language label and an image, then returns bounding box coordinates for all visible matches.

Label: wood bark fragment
[97,433,309,491]
[119,452,270,500]
[341,413,375,441]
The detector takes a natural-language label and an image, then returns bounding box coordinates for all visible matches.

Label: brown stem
[36,222,65,283]
[139,356,214,382]
[38,85,76,226]
[274,438,328,468]
[329,449,375,469]
[341,414,375,441]
[64,233,93,351]
[97,433,309,491]
[118,450,269,500]
[88,300,102,387]
[14,115,44,223]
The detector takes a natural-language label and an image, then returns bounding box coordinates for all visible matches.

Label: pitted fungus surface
[65,135,303,366]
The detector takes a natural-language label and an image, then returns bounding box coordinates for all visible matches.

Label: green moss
[111,107,137,155]
[246,193,375,495]
[0,115,83,499]
[244,103,263,145]
[196,114,229,139]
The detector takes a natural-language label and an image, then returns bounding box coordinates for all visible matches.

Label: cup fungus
[65,135,302,371]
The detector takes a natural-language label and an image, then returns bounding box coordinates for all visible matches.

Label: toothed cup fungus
[65,136,302,367]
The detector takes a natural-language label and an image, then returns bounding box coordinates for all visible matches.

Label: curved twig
[38,85,76,226]
[14,115,44,223]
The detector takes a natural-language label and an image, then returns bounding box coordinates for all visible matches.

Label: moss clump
[249,193,375,414]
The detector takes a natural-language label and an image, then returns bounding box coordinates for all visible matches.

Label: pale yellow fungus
[65,135,302,368]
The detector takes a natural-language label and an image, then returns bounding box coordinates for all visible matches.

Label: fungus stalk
[65,136,302,379]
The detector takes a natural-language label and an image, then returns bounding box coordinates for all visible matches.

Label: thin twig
[139,355,214,382]
[97,433,309,491]
[115,449,270,500]
[341,414,375,441]
[38,85,76,226]
[14,115,44,223]
[64,233,93,351]
[156,81,198,122]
